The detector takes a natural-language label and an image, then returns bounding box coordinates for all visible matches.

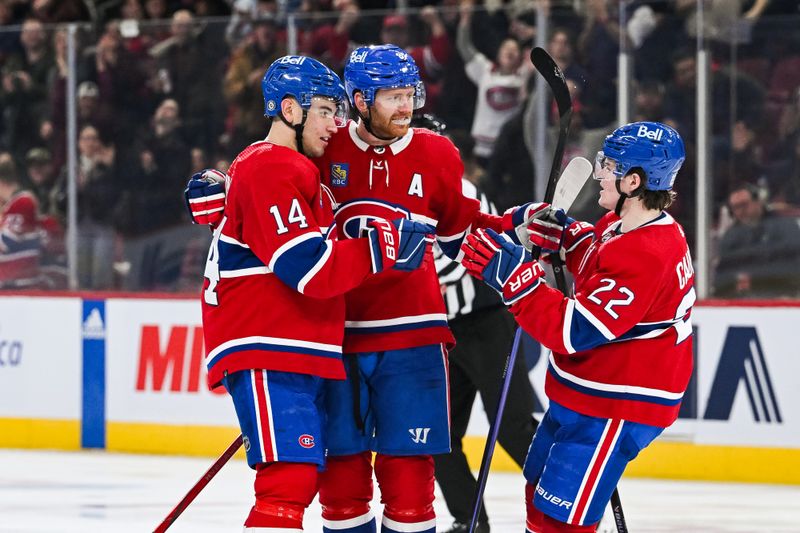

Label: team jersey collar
[608,211,672,236]
[348,120,415,155]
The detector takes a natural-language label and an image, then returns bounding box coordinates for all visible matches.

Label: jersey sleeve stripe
[270,233,331,291]
[297,240,333,294]
[565,232,593,253]
[574,299,616,339]
[268,232,323,271]
[218,239,268,272]
[548,353,684,404]
[437,226,469,261]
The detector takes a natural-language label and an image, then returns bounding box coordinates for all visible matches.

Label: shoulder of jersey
[232,141,316,182]
[410,127,457,154]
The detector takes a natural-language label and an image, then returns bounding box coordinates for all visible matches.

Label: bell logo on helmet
[637,124,664,141]
[350,50,368,63]
[278,55,306,65]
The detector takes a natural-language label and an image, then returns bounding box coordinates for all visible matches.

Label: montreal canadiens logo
[298,434,315,448]
[335,199,412,239]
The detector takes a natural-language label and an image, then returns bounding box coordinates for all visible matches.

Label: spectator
[457,0,531,164]
[223,14,285,152]
[714,182,800,298]
[75,125,118,289]
[630,1,690,84]
[296,0,359,70]
[632,79,666,123]
[116,98,191,238]
[0,18,54,161]
[378,8,453,113]
[766,134,800,210]
[24,147,60,217]
[150,10,228,153]
[663,47,766,145]
[0,152,42,289]
[577,0,620,128]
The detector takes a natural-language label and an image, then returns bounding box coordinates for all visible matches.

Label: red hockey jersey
[201,142,378,387]
[313,121,502,353]
[512,211,695,427]
[0,191,41,288]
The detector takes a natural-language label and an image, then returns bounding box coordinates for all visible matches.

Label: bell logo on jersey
[298,434,316,449]
[331,163,349,187]
[335,198,411,239]
[409,427,430,444]
[637,124,664,141]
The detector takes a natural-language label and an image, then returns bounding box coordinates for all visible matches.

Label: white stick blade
[551,156,593,212]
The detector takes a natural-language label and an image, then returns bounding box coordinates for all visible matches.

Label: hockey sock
[374,454,436,533]
[319,452,376,533]
[244,461,317,531]
[526,482,545,533]
[541,514,597,532]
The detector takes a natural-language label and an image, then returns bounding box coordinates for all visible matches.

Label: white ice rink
[1,449,799,533]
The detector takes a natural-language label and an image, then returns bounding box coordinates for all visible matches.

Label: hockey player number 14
[269,199,308,234]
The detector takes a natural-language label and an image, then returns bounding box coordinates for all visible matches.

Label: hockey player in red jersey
[198,55,431,532]
[462,122,694,533]
[313,45,523,533]
[0,157,42,289]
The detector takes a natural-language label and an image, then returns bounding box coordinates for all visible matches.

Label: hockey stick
[529,46,573,291]
[466,158,591,533]
[536,47,629,533]
[153,434,244,533]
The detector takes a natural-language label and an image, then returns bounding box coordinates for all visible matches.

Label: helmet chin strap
[279,109,309,156]
[613,176,645,217]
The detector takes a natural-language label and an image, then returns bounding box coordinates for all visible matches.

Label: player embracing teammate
[192,55,431,531]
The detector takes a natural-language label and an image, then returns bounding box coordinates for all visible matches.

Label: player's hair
[630,167,676,210]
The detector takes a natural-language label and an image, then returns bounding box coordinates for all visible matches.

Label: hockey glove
[461,228,545,305]
[184,169,228,227]
[500,202,549,245]
[393,219,436,271]
[364,219,400,274]
[525,207,595,257]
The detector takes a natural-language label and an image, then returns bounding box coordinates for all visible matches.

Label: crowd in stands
[1,0,799,297]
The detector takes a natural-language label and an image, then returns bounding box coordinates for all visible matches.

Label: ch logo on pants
[298,434,315,448]
[409,427,431,444]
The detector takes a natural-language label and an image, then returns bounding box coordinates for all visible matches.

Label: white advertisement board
[105,298,236,426]
[466,305,800,449]
[0,296,82,419]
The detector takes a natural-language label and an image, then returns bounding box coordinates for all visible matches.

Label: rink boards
[1,294,798,484]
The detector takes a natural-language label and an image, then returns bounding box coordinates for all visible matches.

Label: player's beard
[370,111,411,139]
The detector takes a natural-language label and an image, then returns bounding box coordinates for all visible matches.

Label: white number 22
[586,278,634,319]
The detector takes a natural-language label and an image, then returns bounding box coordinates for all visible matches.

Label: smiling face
[362,87,414,139]
[300,97,341,157]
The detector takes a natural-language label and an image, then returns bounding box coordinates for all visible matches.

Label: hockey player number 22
[586,278,634,319]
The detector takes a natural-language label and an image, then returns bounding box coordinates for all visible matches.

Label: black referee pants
[434,306,537,526]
